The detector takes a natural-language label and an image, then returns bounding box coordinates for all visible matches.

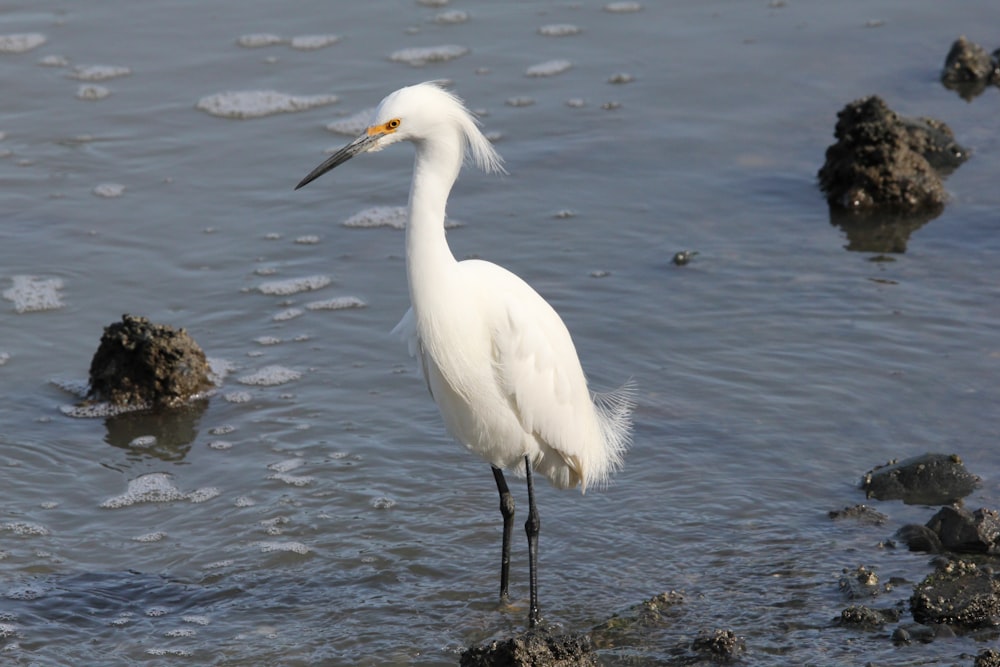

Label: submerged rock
[910,558,1000,630]
[861,453,980,506]
[837,604,901,629]
[460,627,597,667]
[691,628,745,663]
[590,591,684,649]
[818,96,968,252]
[828,504,888,526]
[941,36,1000,100]
[87,314,213,409]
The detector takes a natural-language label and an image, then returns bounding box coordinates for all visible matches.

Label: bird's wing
[484,268,593,476]
[392,307,433,398]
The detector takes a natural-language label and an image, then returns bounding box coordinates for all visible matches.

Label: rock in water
[910,559,1000,629]
[941,36,1000,99]
[817,95,967,217]
[460,628,597,667]
[861,453,980,505]
[88,314,213,408]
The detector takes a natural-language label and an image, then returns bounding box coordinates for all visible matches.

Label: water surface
[2,1,999,664]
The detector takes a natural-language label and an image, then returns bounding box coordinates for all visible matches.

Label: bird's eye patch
[367,118,402,137]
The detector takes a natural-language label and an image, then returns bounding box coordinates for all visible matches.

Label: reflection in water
[829,206,941,254]
[103,401,208,461]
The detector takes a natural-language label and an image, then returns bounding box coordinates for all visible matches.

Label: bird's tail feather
[586,378,636,492]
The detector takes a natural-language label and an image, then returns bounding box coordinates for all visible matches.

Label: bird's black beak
[295,131,382,190]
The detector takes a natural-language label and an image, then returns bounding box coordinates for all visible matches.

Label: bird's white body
[300,82,633,493]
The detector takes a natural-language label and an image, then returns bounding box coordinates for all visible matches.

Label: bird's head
[295,81,504,190]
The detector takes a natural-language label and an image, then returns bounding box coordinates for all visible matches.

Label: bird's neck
[405,139,463,311]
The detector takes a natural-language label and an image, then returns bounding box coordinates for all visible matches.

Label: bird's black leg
[491,465,515,602]
[524,455,541,627]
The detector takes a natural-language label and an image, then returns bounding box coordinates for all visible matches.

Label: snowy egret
[296,82,634,626]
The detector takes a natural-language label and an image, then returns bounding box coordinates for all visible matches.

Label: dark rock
[672,250,698,266]
[926,506,1000,555]
[691,628,745,663]
[896,523,943,553]
[941,36,999,100]
[861,453,980,505]
[976,648,1000,667]
[87,314,213,409]
[460,627,597,667]
[828,504,888,526]
[818,96,968,247]
[942,36,995,83]
[838,604,901,629]
[910,559,1000,630]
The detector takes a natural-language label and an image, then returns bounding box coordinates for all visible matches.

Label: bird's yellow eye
[387,118,401,130]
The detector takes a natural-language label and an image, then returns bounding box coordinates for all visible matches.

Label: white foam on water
[255,541,311,555]
[234,497,255,508]
[294,235,320,244]
[133,531,167,542]
[342,206,460,229]
[146,648,192,657]
[604,1,643,11]
[434,10,469,24]
[164,628,196,638]
[538,24,582,36]
[0,33,46,54]
[128,435,157,448]
[267,472,315,487]
[389,45,468,66]
[92,183,124,197]
[305,296,366,311]
[526,59,572,77]
[38,54,69,67]
[223,391,253,403]
[418,0,450,6]
[609,72,635,84]
[76,85,111,101]
[326,108,375,135]
[342,206,407,229]
[70,65,131,81]
[101,474,186,508]
[0,622,20,638]
[60,401,149,418]
[182,615,210,626]
[290,35,340,50]
[257,274,332,295]
[203,559,234,569]
[209,424,236,435]
[267,458,304,473]
[506,96,535,107]
[236,33,284,48]
[371,497,396,510]
[254,336,282,345]
[187,487,220,503]
[272,307,303,322]
[196,91,338,119]
[0,352,10,366]
[207,440,233,450]
[4,275,65,313]
[236,365,301,386]
[1,521,51,536]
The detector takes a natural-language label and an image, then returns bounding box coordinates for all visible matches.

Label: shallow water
[2,1,999,664]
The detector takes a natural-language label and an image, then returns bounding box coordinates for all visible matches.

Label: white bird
[296,81,634,626]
